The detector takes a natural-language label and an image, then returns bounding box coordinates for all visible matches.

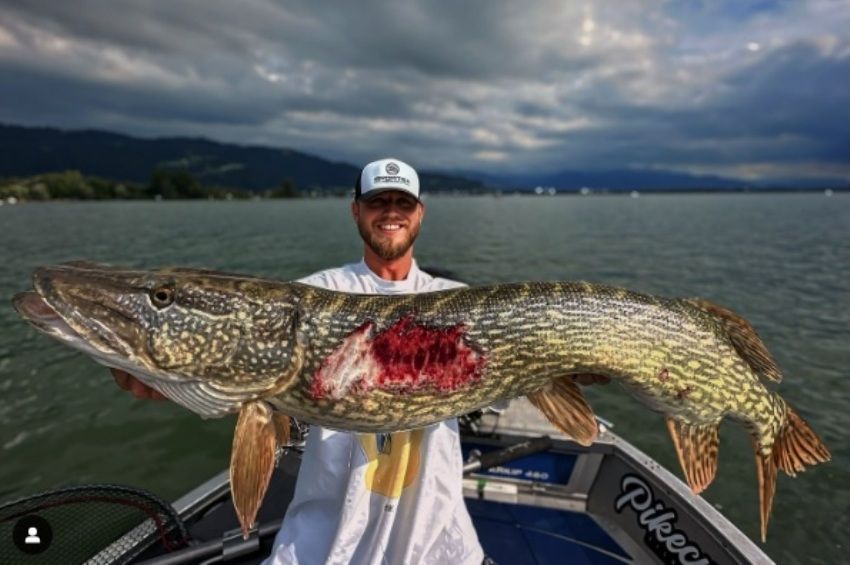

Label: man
[111,158,609,563]
[112,158,486,564]
[263,158,485,564]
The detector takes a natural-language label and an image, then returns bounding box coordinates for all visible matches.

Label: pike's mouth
[14,289,148,381]
[15,288,130,357]
[16,290,149,378]
[14,292,83,342]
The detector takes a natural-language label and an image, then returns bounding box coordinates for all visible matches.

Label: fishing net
[0,483,188,564]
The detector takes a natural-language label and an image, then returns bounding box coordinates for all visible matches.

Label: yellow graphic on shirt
[358,429,424,498]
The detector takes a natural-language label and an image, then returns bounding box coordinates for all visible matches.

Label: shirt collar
[356,258,420,293]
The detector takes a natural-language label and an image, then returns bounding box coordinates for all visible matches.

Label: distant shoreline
[2,168,847,204]
[2,187,847,206]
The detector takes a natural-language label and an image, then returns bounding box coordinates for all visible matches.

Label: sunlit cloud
[254,64,285,84]
[474,150,510,162]
[0,24,18,48]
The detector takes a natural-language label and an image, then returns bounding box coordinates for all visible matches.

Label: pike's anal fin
[665,418,720,495]
[230,401,278,539]
[527,376,598,446]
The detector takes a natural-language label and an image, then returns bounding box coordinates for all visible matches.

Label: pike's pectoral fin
[527,376,597,446]
[230,401,278,539]
[665,418,719,494]
[272,412,291,448]
[684,298,782,383]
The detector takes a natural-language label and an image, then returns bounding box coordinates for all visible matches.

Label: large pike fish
[13,262,829,541]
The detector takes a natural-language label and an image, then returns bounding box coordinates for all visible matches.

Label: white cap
[355,158,420,201]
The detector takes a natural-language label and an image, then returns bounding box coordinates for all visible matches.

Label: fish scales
[14,263,830,541]
[269,282,758,435]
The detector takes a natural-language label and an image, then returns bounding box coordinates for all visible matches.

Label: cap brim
[358,187,421,202]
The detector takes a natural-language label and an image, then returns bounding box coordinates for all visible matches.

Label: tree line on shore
[0,169,302,201]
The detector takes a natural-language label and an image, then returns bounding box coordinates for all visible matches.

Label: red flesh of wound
[310,316,485,399]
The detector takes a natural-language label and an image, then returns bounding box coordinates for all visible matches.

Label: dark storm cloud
[0,0,848,182]
[552,42,850,171]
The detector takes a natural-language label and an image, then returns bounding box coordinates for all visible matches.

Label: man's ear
[351,200,360,222]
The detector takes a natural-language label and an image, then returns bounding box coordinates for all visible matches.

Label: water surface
[1,194,847,563]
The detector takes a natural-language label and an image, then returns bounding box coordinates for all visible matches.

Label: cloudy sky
[1,0,848,182]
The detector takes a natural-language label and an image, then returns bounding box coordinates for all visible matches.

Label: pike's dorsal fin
[230,401,278,539]
[665,418,719,494]
[527,377,598,446]
[684,298,782,383]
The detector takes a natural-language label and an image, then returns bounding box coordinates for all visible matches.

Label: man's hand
[571,374,611,386]
[111,368,167,400]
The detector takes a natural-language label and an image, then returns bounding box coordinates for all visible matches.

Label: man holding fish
[113,158,491,563]
[24,156,818,561]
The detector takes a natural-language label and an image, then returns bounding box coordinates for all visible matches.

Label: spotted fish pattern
[13,262,830,541]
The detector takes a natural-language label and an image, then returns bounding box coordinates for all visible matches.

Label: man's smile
[376,222,405,233]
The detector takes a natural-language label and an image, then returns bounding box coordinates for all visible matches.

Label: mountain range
[1,123,843,192]
[0,124,485,193]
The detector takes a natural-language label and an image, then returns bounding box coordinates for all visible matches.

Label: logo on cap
[385,162,400,175]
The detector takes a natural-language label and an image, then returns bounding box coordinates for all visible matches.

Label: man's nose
[382,200,409,212]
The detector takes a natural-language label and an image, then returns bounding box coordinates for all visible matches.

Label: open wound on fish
[230,400,278,539]
[684,298,782,382]
[527,376,597,446]
[665,418,719,494]
[310,316,485,400]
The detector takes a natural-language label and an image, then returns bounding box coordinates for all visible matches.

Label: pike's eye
[151,286,175,308]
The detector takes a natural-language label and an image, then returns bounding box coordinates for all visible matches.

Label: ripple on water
[1,196,848,564]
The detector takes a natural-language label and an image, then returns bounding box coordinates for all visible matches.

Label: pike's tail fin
[753,404,830,542]
[528,376,598,446]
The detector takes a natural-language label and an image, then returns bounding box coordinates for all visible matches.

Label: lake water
[1,194,848,563]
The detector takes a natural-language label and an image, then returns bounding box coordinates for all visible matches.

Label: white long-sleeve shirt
[264,259,484,565]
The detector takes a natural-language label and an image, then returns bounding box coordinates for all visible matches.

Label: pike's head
[14,261,304,417]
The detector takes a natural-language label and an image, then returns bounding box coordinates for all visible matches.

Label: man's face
[352,191,424,261]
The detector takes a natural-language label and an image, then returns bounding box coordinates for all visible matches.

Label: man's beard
[358,219,421,261]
